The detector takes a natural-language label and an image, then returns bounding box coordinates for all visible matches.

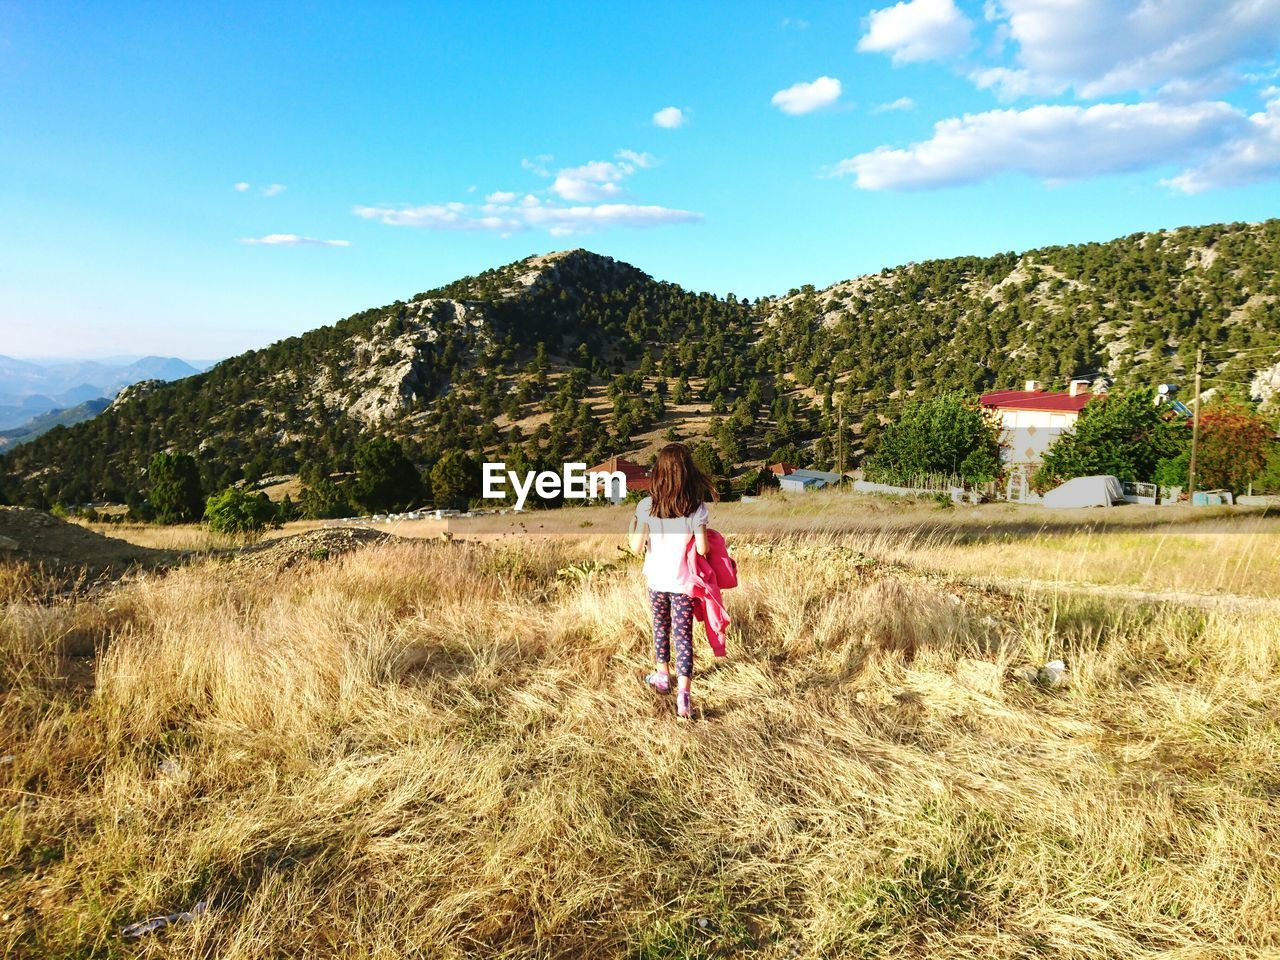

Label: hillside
[1,249,759,507]
[763,219,1280,452]
[0,398,111,452]
[3,222,1280,507]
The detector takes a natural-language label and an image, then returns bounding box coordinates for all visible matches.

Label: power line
[1201,346,1280,359]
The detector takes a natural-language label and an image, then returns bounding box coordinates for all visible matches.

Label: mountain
[0,394,63,433]
[0,355,204,429]
[763,219,1280,406]
[0,397,112,453]
[1,249,756,505]
[2,222,1279,508]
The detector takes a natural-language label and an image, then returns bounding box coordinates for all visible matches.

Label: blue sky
[2,1,1278,359]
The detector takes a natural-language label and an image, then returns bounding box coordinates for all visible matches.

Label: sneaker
[676,688,692,720]
[644,670,671,695]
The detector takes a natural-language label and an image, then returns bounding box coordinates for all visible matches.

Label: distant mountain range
[2,220,1278,508]
[0,355,206,431]
[0,398,113,453]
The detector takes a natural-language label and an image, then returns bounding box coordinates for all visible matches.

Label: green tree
[430,448,479,509]
[147,452,203,523]
[691,442,724,479]
[1255,444,1280,494]
[299,477,351,519]
[204,486,280,537]
[864,393,1001,486]
[1033,389,1188,489]
[349,438,423,513]
[276,493,300,523]
[744,466,779,495]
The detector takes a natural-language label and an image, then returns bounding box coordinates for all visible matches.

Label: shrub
[204,487,280,537]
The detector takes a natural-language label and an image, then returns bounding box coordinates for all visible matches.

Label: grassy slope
[83,492,1280,598]
[3,504,1280,957]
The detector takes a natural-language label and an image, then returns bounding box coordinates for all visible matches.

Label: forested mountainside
[1,250,760,506]
[763,219,1280,443]
[3,221,1279,508]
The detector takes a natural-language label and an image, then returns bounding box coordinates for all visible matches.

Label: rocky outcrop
[338,300,485,425]
[108,379,164,411]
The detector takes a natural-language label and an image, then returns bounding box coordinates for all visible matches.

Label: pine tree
[349,438,423,513]
[147,452,203,524]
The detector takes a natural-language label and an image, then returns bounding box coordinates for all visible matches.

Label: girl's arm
[694,524,708,557]
[628,516,649,555]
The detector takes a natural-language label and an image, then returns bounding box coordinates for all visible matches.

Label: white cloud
[550,150,653,201]
[771,76,843,115]
[355,150,697,236]
[653,106,687,128]
[874,96,917,113]
[615,149,655,168]
[353,203,522,231]
[354,200,699,235]
[233,181,287,196]
[523,203,702,236]
[858,0,974,64]
[976,0,1280,99]
[833,100,1247,190]
[1164,98,1280,193]
[521,155,554,177]
[969,65,1036,99]
[240,234,350,247]
[551,162,626,202]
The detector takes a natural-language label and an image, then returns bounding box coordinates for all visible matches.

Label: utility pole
[837,395,844,478]
[1188,345,1203,502]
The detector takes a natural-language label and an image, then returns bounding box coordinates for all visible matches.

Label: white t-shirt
[635,496,709,593]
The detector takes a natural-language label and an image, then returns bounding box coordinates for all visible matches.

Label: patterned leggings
[649,589,694,679]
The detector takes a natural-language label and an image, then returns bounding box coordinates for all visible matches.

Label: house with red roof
[588,455,651,501]
[980,379,1099,500]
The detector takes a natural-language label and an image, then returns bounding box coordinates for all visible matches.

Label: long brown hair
[649,443,717,518]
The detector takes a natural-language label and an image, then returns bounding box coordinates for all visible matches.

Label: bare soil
[0,506,176,587]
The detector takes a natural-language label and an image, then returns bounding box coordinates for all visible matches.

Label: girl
[628,443,717,720]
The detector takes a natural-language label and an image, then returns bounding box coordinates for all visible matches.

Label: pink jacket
[678,528,737,657]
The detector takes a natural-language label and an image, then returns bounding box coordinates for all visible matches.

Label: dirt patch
[0,506,175,588]
[983,575,1280,614]
[232,527,399,574]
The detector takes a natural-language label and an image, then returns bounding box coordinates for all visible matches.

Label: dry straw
[3,514,1279,957]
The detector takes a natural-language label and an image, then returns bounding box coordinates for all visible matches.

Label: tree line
[2,223,1279,512]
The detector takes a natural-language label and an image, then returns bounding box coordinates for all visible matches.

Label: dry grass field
[4,496,1280,957]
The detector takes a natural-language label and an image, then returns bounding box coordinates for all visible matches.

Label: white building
[980,379,1096,501]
